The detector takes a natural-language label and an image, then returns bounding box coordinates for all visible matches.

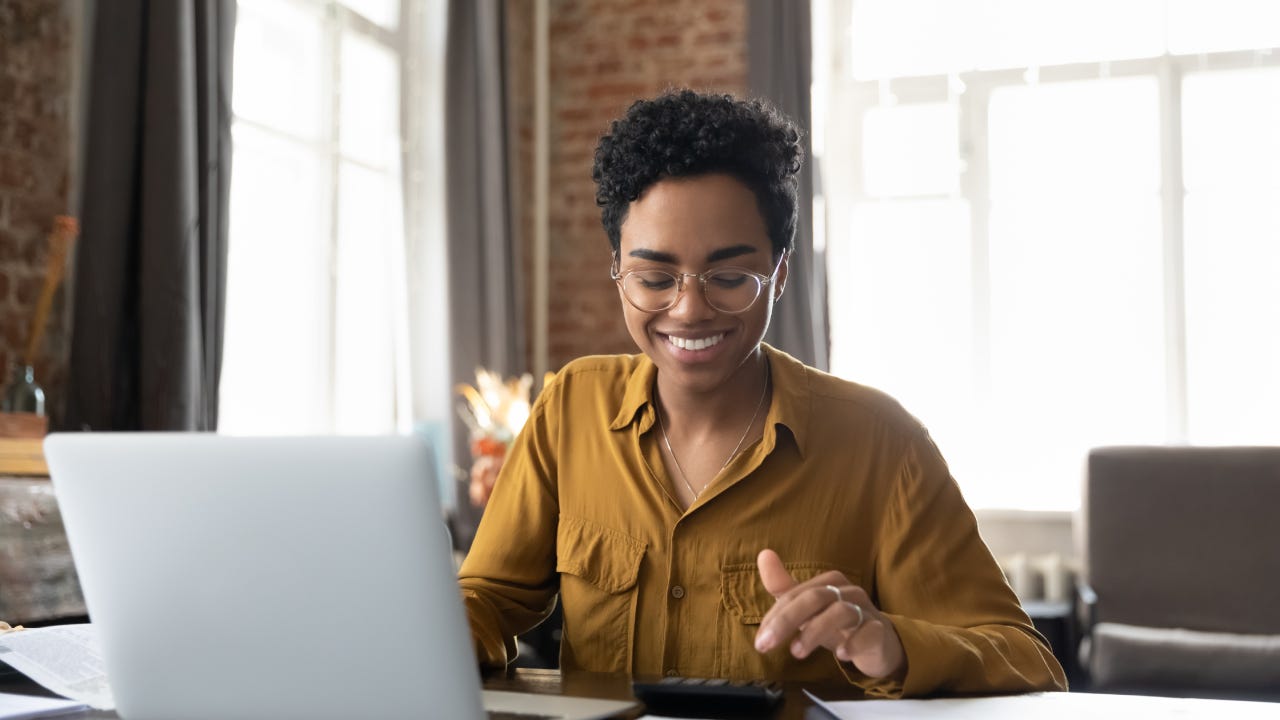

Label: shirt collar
[610,354,658,432]
[608,344,812,458]
[762,344,812,459]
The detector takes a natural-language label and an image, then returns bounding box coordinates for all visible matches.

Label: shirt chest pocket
[555,514,646,672]
[718,561,862,680]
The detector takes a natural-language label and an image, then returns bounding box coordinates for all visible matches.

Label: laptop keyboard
[487,712,561,720]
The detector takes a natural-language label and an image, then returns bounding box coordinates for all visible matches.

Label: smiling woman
[457,89,1066,697]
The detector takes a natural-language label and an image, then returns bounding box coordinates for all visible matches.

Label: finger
[836,615,902,678]
[752,568,855,640]
[756,549,796,598]
[755,583,841,653]
[757,569,848,630]
[789,599,865,659]
[755,555,820,632]
[754,550,801,653]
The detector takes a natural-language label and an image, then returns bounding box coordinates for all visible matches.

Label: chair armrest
[1075,581,1097,635]
[1073,581,1098,681]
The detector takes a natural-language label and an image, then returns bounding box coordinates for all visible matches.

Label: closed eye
[633,271,677,290]
[706,270,751,289]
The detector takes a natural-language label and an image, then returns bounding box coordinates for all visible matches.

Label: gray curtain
[64,0,234,431]
[445,0,524,544]
[749,0,829,371]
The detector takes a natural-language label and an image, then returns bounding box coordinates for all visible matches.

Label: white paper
[804,690,1280,719]
[0,626,114,711]
[0,693,86,720]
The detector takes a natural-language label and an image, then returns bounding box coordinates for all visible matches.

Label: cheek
[619,303,650,340]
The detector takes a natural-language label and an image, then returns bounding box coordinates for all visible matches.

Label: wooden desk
[3,667,1276,719]
[483,668,854,719]
[0,667,845,719]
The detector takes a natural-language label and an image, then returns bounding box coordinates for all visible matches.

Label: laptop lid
[45,433,484,720]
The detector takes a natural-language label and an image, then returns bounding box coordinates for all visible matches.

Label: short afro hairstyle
[592,89,803,259]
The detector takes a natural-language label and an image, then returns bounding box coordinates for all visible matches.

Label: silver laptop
[45,433,635,720]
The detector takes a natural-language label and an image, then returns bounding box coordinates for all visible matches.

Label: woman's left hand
[753,548,906,680]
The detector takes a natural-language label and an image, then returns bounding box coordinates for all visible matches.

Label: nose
[667,273,717,321]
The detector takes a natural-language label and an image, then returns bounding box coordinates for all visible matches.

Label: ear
[772,250,790,303]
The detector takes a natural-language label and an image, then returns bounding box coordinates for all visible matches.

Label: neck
[655,348,769,429]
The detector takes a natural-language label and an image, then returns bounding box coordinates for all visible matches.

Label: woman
[459,90,1066,697]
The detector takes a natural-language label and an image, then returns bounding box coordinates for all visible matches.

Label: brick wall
[509,0,748,371]
[0,0,75,423]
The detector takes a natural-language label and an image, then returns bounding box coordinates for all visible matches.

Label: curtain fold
[64,0,234,431]
[748,0,829,371]
[445,0,524,543]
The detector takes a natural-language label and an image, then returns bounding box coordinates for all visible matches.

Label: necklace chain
[657,360,771,501]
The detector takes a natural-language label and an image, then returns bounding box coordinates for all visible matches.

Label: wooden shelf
[0,437,48,477]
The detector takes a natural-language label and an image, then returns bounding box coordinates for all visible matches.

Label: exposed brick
[0,0,74,424]
[0,150,37,192]
[13,275,41,305]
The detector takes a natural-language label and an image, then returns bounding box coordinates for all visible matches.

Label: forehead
[619,174,769,261]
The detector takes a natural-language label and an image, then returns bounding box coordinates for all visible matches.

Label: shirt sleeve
[849,429,1068,697]
[457,394,561,670]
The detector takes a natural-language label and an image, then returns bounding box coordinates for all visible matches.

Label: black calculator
[632,676,783,716]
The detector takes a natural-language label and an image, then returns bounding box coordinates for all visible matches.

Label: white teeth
[668,333,725,351]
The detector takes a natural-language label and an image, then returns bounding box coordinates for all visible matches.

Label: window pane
[333,162,405,434]
[985,77,1165,510]
[1167,0,1280,55]
[849,0,1163,80]
[851,0,971,79]
[990,77,1161,198]
[339,0,400,29]
[340,31,401,169]
[972,0,1163,72]
[232,0,325,139]
[828,199,975,488]
[221,124,331,434]
[1182,67,1280,444]
[863,103,959,197]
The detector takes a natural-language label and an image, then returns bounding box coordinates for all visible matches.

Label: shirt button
[670,585,685,599]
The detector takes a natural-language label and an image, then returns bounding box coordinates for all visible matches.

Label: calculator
[631,676,784,716]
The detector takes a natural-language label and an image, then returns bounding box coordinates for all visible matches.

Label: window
[815,0,1280,510]
[221,0,449,440]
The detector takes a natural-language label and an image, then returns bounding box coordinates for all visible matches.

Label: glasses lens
[704,268,764,313]
[621,270,679,311]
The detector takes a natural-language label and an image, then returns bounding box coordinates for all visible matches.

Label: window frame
[817,15,1280,508]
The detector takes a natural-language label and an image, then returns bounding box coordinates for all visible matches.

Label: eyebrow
[627,244,759,264]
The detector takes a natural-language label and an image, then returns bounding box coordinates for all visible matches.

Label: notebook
[44,433,635,720]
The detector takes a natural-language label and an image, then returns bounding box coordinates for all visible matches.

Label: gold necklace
[657,360,771,501]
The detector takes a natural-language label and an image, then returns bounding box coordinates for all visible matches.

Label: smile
[665,333,725,351]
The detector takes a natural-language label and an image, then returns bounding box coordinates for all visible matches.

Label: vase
[2,365,46,417]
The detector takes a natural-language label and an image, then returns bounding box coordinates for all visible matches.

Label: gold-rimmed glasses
[610,253,785,314]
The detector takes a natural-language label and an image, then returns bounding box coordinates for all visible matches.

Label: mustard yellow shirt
[459,345,1066,697]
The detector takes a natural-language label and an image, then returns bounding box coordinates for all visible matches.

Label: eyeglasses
[610,253,785,314]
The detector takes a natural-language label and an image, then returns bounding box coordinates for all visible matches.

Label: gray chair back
[1084,446,1280,635]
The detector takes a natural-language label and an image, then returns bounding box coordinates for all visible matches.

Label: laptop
[44,433,636,720]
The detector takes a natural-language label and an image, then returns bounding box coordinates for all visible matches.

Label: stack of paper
[0,693,86,719]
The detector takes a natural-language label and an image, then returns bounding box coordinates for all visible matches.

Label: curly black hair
[592,89,803,258]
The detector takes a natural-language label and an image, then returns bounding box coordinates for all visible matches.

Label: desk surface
[0,668,851,719]
[3,667,1276,719]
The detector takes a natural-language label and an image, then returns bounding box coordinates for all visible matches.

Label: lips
[663,332,726,351]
